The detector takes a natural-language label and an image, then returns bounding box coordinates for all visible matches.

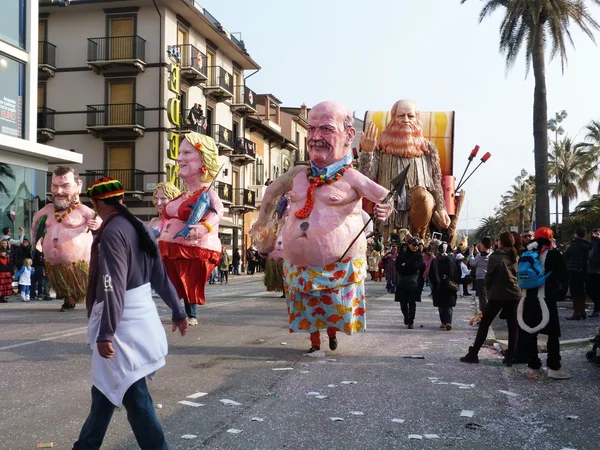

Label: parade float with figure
[359,99,490,247]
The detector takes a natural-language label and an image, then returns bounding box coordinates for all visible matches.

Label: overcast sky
[201,0,600,230]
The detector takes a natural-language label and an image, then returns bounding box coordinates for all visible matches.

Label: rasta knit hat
[87,177,125,200]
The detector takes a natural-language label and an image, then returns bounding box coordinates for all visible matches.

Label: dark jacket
[523,245,568,336]
[232,250,241,265]
[430,254,459,308]
[485,248,521,302]
[13,243,32,269]
[564,237,591,274]
[394,249,424,303]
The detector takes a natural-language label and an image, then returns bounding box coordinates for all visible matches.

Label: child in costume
[0,248,14,302]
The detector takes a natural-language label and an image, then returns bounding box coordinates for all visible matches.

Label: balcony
[229,188,256,213]
[86,103,145,139]
[212,124,234,154]
[37,107,55,142]
[204,66,233,101]
[180,109,209,134]
[230,85,256,115]
[247,184,267,207]
[82,169,145,194]
[38,41,56,79]
[172,44,208,85]
[214,181,233,205]
[87,36,146,74]
[230,137,256,166]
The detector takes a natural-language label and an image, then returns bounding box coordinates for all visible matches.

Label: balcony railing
[232,188,256,209]
[83,169,145,192]
[214,181,233,204]
[87,35,146,63]
[206,66,233,94]
[233,137,256,159]
[38,41,56,67]
[181,109,208,133]
[86,103,145,128]
[37,107,55,131]
[231,85,256,113]
[174,44,207,79]
[212,124,233,149]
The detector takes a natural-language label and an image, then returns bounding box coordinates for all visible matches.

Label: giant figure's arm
[257,165,304,223]
[358,149,380,181]
[428,142,447,211]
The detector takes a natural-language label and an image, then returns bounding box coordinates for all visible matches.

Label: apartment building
[0,0,82,237]
[38,0,261,251]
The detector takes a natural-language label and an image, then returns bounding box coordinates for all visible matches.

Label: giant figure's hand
[360,123,378,153]
[432,209,451,230]
[249,218,277,254]
[87,216,102,231]
[188,223,209,240]
[374,202,393,221]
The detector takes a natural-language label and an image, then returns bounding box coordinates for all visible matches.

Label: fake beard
[378,120,429,158]
[54,196,77,211]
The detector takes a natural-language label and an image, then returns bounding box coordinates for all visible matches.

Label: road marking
[0,297,256,352]
[0,329,88,351]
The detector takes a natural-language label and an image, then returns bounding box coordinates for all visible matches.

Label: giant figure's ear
[345,126,356,146]
[76,178,83,193]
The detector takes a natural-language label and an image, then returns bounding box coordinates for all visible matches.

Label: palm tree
[576,119,600,189]
[474,216,504,242]
[549,137,598,218]
[0,163,15,197]
[460,0,600,227]
[572,193,600,215]
[502,171,536,232]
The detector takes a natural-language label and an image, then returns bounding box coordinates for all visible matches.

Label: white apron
[88,283,168,407]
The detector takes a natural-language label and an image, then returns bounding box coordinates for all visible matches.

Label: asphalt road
[1,276,599,450]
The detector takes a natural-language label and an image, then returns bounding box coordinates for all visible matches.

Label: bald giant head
[307,101,356,168]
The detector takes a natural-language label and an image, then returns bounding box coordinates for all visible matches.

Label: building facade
[1,0,81,238]
[38,0,262,251]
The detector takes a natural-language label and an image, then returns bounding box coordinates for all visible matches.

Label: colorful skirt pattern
[0,271,14,296]
[45,260,89,303]
[283,256,367,335]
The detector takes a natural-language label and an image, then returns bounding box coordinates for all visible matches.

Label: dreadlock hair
[102,196,158,258]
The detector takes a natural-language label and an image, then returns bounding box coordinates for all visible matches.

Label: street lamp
[547,109,568,226]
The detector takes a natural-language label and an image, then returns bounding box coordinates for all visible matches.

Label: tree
[572,194,600,215]
[461,0,600,228]
[0,163,15,197]
[577,119,600,190]
[549,137,598,218]
[474,216,504,242]
[502,171,536,232]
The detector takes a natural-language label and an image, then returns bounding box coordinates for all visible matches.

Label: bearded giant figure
[359,100,451,238]
[32,166,102,311]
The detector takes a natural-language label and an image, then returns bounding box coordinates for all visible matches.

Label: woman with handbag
[429,243,459,330]
[395,237,424,329]
[460,232,522,366]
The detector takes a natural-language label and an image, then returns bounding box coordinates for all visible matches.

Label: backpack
[517,250,551,289]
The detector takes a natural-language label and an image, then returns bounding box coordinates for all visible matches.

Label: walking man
[74,178,188,449]
[469,237,492,312]
[564,226,591,320]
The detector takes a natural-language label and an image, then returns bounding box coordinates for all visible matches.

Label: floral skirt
[283,256,367,335]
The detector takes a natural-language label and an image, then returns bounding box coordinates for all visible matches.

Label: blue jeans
[184,298,197,319]
[73,378,167,450]
[438,306,453,324]
[32,266,45,297]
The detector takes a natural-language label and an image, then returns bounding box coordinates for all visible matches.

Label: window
[0,54,25,138]
[0,0,25,49]
[107,143,134,190]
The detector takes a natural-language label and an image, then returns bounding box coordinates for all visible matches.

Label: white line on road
[0,297,255,352]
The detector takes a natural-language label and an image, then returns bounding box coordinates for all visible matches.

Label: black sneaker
[329,336,338,351]
[307,346,320,353]
[407,323,414,329]
[460,348,479,363]
[60,303,75,312]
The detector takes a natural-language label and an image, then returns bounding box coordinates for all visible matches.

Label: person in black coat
[517,227,571,380]
[564,226,591,320]
[395,237,424,329]
[429,243,459,330]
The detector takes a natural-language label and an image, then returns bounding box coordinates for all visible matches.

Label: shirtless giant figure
[251,101,391,353]
[32,167,101,311]
[360,99,451,238]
